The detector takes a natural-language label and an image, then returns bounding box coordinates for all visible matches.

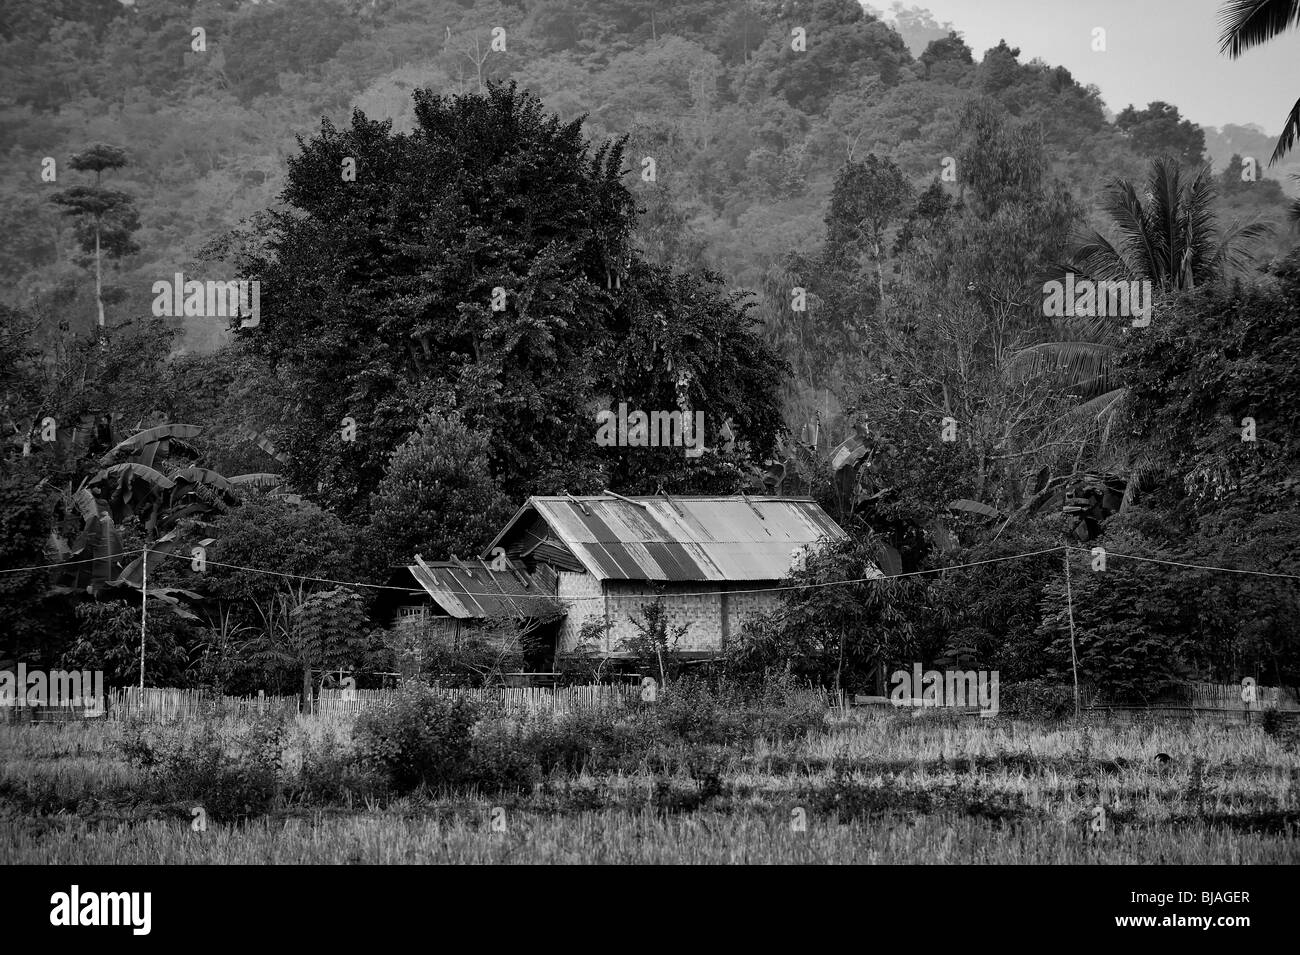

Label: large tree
[48,144,140,335]
[1115,102,1206,167]
[244,82,784,518]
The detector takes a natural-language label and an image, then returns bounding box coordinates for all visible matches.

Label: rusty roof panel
[516,496,849,582]
[407,559,544,619]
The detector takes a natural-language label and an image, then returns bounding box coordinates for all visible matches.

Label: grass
[2,708,1298,864]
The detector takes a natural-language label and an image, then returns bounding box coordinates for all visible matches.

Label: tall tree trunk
[94,219,105,332]
[873,239,885,309]
[836,628,845,698]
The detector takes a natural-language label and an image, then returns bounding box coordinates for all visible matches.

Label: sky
[886,0,1300,131]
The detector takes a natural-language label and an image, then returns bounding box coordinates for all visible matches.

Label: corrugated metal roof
[488,496,850,582]
[407,558,553,619]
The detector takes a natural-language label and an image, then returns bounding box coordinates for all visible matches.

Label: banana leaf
[171,466,235,494]
[239,426,290,465]
[948,499,1000,519]
[876,543,902,576]
[70,487,99,524]
[87,514,123,595]
[46,532,70,560]
[94,462,176,491]
[228,472,283,490]
[98,424,202,466]
[113,532,183,588]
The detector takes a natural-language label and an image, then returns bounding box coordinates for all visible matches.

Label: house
[481,493,851,660]
[375,557,564,669]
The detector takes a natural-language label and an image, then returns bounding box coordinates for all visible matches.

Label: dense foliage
[2,0,1299,704]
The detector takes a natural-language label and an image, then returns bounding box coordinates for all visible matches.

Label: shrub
[294,733,374,804]
[466,720,537,795]
[999,680,1077,721]
[528,712,597,777]
[352,683,478,792]
[527,706,662,775]
[654,678,719,743]
[621,598,689,685]
[653,676,826,746]
[121,714,285,820]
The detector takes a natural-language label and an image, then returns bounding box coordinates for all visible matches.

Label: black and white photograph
[0,0,1297,909]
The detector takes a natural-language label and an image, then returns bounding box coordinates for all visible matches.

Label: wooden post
[1064,550,1080,719]
[139,543,147,692]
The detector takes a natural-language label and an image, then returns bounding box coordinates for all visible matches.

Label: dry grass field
[2,705,1297,864]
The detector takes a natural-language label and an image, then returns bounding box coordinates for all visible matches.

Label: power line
[1065,545,1300,582]
[145,544,1071,601]
[13,540,1295,599]
[152,550,430,594]
[0,549,146,575]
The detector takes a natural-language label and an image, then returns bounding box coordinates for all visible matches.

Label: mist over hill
[2,0,1293,374]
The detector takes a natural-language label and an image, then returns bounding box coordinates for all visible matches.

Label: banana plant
[47,422,291,613]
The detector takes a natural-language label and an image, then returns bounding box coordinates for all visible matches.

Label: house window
[397,605,428,629]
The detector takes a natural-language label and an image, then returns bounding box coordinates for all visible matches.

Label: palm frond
[1144,157,1189,286]
[1073,386,1127,423]
[1218,0,1300,58]
[1070,387,1129,452]
[1009,340,1120,396]
[1270,93,1300,165]
[1120,450,1164,513]
[1099,178,1159,283]
[1180,165,1222,285]
[1066,229,1136,283]
[1212,216,1274,276]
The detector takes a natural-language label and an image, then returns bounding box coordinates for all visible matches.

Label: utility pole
[139,543,147,692]
[1064,548,1079,718]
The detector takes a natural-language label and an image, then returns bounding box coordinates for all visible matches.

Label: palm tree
[1066,157,1269,293]
[1218,0,1300,165]
[1011,157,1269,505]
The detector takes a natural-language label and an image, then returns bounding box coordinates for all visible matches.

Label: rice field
[2,711,1298,864]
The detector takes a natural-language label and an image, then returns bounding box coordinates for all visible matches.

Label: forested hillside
[2,0,1293,366]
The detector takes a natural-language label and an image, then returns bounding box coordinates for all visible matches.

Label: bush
[121,714,285,820]
[526,706,660,776]
[352,683,478,792]
[466,720,538,795]
[653,675,826,746]
[528,711,597,777]
[656,678,733,745]
[999,680,1077,721]
[294,733,375,804]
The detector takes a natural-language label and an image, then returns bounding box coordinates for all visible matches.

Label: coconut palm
[1218,0,1300,165]
[1018,159,1268,401]
[1011,158,1269,507]
[1065,157,1269,293]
